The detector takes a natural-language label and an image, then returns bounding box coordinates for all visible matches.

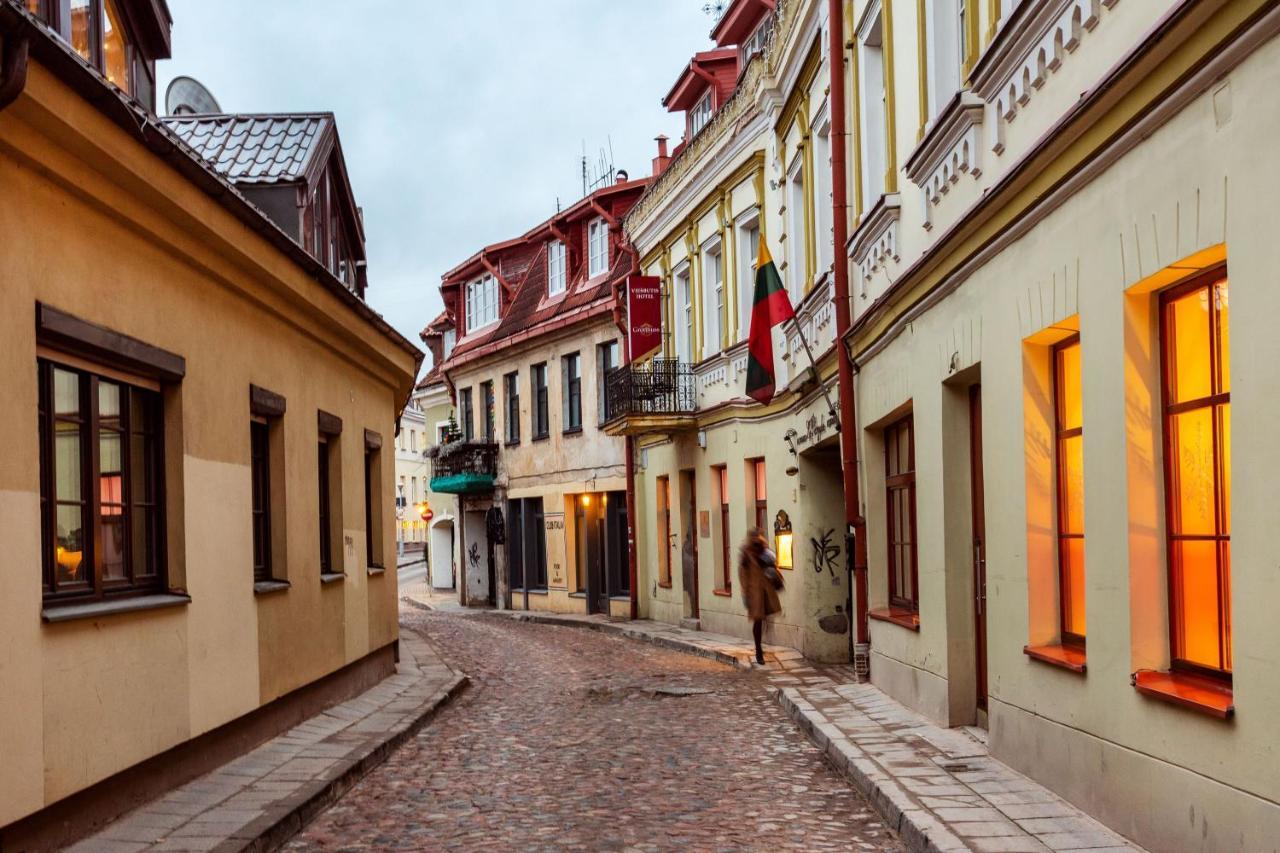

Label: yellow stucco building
[0,3,420,847]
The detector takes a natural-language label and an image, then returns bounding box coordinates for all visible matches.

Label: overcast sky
[157,1,718,373]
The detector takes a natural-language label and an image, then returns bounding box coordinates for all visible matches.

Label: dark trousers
[752,619,764,662]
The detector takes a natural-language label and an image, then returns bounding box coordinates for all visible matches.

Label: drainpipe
[618,239,641,621]
[828,0,870,661]
[0,31,30,113]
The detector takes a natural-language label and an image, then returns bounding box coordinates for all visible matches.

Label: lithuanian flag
[745,241,795,404]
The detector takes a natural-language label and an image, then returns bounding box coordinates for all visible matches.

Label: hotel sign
[626,275,662,363]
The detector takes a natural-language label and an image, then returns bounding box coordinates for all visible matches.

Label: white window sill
[43,593,192,624]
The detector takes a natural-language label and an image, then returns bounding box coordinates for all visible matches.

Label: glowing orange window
[1053,336,1085,645]
[1160,269,1231,678]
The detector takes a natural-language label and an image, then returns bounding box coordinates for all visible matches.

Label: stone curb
[226,670,469,853]
[772,685,967,853]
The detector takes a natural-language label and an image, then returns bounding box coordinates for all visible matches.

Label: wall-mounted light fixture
[774,509,793,570]
[697,429,707,449]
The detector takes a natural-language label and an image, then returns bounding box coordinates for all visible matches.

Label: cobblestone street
[289,610,901,851]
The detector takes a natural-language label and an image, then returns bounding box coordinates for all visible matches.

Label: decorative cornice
[903,91,985,230]
[847,193,901,283]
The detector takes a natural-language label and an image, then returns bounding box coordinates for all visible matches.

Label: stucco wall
[0,61,414,826]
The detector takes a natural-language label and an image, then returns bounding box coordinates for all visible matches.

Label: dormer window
[442,328,456,359]
[31,0,160,107]
[689,90,714,137]
[741,17,773,64]
[464,274,499,334]
[548,241,567,296]
[587,219,609,278]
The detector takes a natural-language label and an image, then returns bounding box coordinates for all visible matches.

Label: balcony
[602,359,698,437]
[428,442,499,495]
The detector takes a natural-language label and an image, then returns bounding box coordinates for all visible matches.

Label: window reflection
[70,0,92,63]
[102,0,130,91]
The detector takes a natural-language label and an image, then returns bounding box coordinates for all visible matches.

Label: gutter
[0,26,29,112]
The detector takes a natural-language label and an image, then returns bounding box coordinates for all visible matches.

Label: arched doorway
[430,519,455,589]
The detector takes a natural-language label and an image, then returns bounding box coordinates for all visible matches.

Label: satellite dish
[165,76,222,116]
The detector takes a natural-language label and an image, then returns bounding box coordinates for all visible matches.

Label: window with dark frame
[38,359,165,603]
[1160,269,1232,679]
[884,414,918,611]
[597,340,619,424]
[318,436,332,576]
[481,381,495,442]
[532,363,549,439]
[1053,336,1085,646]
[751,458,767,532]
[364,433,384,571]
[251,420,272,583]
[716,465,731,592]
[29,0,155,104]
[562,352,582,433]
[507,497,548,591]
[504,372,520,444]
[459,387,474,442]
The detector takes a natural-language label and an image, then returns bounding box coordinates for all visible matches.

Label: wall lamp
[774,509,794,570]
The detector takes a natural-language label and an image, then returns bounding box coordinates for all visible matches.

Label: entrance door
[681,470,699,620]
[969,385,988,717]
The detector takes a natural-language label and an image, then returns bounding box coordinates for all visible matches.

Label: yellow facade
[0,44,417,833]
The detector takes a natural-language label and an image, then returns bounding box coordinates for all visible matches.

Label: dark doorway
[681,470,699,620]
[969,385,988,718]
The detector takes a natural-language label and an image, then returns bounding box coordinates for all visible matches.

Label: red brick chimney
[651,135,672,177]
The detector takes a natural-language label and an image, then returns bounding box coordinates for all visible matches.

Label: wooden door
[969,385,988,713]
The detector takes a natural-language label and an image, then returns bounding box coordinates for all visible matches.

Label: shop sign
[626,275,662,363]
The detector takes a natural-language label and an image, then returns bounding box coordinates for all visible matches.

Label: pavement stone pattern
[69,629,465,853]
[439,607,1142,853]
[288,608,902,851]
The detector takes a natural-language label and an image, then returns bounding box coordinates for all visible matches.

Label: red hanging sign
[626,275,663,364]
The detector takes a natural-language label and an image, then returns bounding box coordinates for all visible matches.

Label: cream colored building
[431,179,647,615]
[621,0,854,661]
[395,396,428,549]
[416,318,460,591]
[0,3,419,848]
[623,0,1280,847]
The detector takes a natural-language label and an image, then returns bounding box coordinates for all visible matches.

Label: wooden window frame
[751,458,767,532]
[504,371,520,445]
[884,414,919,612]
[562,352,582,434]
[481,380,495,442]
[364,429,384,572]
[38,357,166,604]
[1159,266,1232,681]
[657,475,672,587]
[532,363,549,440]
[250,419,273,583]
[715,465,731,593]
[317,410,343,581]
[1052,334,1085,647]
[459,387,474,442]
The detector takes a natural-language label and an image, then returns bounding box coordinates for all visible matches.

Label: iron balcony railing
[604,358,697,422]
[428,441,499,495]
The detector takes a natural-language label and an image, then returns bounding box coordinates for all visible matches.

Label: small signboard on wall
[544,512,567,589]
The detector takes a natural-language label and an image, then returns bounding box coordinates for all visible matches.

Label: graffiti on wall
[810,528,840,577]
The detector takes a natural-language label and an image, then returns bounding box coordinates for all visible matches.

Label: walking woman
[739,527,783,665]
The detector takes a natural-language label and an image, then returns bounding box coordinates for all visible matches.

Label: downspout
[618,238,641,621]
[828,0,870,661]
[0,31,30,113]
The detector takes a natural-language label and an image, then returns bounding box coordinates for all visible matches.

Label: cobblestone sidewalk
[70,627,466,853]
[466,609,1141,853]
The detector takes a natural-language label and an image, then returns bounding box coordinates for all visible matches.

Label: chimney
[652,135,672,177]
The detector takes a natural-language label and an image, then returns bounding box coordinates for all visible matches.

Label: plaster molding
[971,0,1118,153]
[904,92,986,230]
[847,193,902,284]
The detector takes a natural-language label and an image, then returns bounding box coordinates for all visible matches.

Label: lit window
[548,241,567,295]
[588,219,609,278]
[1160,271,1231,676]
[102,0,130,92]
[752,458,767,531]
[689,90,714,137]
[1053,336,1085,644]
[885,415,917,611]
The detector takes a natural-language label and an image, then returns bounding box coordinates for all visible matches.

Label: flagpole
[787,312,841,431]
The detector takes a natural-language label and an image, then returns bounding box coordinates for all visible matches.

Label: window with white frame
[858,5,888,204]
[675,266,693,364]
[689,90,714,137]
[737,213,760,341]
[925,0,964,122]
[787,162,806,301]
[442,328,456,358]
[702,241,723,359]
[588,218,609,277]
[464,274,499,333]
[547,240,567,296]
[813,122,833,277]
[741,17,773,64]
